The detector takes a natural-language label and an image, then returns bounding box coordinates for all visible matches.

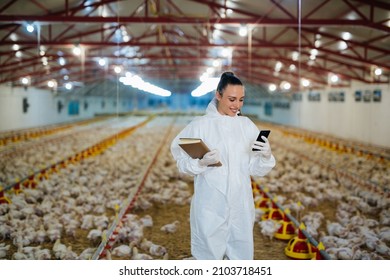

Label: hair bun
[222,71,235,77]
[216,71,242,93]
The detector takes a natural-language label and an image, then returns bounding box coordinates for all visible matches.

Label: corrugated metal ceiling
[0,0,389,95]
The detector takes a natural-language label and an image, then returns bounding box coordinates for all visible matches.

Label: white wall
[244,81,390,148]
[2,81,389,148]
[0,85,131,131]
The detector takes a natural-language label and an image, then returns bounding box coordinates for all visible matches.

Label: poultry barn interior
[0,0,389,265]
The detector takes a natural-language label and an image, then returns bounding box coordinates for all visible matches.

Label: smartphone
[252,130,271,151]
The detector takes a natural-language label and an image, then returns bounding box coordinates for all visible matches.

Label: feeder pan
[23,174,33,188]
[37,170,48,181]
[255,188,271,210]
[252,188,261,197]
[0,187,11,204]
[274,210,296,240]
[311,242,326,260]
[285,225,315,260]
[50,164,59,174]
[261,201,283,221]
[13,180,23,195]
[255,196,270,210]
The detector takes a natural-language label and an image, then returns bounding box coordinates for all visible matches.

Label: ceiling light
[239,25,248,37]
[268,84,277,92]
[47,80,56,88]
[65,83,73,90]
[10,33,17,41]
[200,68,214,82]
[314,40,321,48]
[114,65,122,74]
[291,51,299,61]
[212,60,221,67]
[98,58,107,67]
[275,61,282,71]
[41,57,48,65]
[21,77,30,85]
[301,78,310,87]
[206,67,214,74]
[310,49,318,56]
[338,41,348,50]
[15,51,22,58]
[374,68,382,76]
[191,78,219,97]
[120,74,171,97]
[58,57,66,66]
[12,44,19,51]
[213,29,221,39]
[221,47,232,57]
[281,81,291,90]
[72,46,81,56]
[330,74,339,83]
[199,73,208,82]
[26,24,34,33]
[341,32,352,41]
[39,45,46,56]
[289,64,296,71]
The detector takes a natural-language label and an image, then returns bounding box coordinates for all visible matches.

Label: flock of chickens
[0,115,389,260]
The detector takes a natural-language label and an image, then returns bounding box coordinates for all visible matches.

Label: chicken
[53,239,67,259]
[0,243,10,259]
[35,248,51,260]
[111,244,132,257]
[131,247,153,260]
[160,220,180,233]
[140,238,167,257]
[258,220,282,240]
[87,228,102,243]
[140,215,153,227]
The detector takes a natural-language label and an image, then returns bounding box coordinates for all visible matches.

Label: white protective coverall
[170,98,276,260]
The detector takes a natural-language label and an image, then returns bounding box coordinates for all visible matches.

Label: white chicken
[160,220,180,233]
[258,220,282,241]
[87,228,103,243]
[140,238,167,257]
[111,244,132,257]
[52,239,67,259]
[35,248,51,260]
[140,215,153,227]
[0,243,10,259]
[131,246,153,260]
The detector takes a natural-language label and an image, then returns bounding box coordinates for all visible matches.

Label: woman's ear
[215,91,222,101]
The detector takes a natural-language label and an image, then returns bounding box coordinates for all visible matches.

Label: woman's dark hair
[216,71,243,95]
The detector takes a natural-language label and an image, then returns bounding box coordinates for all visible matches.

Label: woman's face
[216,84,245,116]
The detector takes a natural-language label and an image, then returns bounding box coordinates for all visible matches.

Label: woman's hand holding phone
[252,130,272,160]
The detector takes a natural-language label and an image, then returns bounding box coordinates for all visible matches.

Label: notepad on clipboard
[178,138,222,167]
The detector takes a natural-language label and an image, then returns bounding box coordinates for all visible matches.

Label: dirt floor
[133,201,293,260]
[131,187,342,260]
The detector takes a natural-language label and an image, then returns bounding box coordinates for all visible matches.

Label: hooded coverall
[170,98,276,260]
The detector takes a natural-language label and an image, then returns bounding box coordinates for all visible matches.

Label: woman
[170,72,276,260]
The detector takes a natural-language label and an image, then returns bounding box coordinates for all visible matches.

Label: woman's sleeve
[249,154,276,176]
